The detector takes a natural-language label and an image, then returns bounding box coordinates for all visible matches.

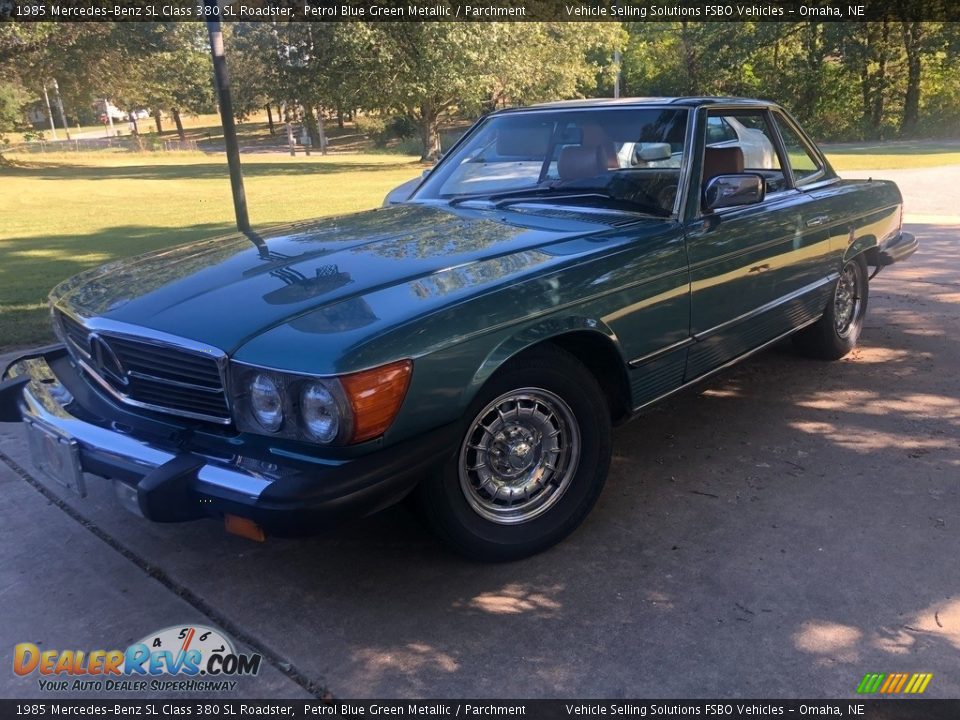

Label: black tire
[415,345,612,562]
[793,254,869,360]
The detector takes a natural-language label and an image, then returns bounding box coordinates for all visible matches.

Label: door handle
[749,264,771,273]
[806,215,830,228]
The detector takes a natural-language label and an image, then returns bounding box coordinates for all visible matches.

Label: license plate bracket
[25,418,86,497]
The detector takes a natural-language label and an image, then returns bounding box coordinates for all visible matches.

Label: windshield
[413,107,690,216]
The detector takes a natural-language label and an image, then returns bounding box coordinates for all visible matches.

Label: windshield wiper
[448,185,670,217]
[495,191,670,217]
[447,183,560,207]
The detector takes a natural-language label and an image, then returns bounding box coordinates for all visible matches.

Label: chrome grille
[59,311,91,355]
[55,309,231,424]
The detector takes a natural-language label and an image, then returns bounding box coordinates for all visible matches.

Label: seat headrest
[581,125,619,169]
[703,146,745,181]
[558,146,604,182]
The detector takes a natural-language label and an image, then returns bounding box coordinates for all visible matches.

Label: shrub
[386,115,418,140]
[354,115,390,147]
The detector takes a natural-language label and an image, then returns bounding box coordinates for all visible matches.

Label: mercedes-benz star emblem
[88,333,128,387]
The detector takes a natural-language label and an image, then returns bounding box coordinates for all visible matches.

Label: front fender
[463,316,624,409]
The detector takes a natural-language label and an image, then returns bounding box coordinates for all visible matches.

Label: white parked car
[706,115,775,168]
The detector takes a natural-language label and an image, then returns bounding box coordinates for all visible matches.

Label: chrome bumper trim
[9,355,273,500]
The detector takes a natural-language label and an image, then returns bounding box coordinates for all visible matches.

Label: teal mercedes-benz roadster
[0,98,917,560]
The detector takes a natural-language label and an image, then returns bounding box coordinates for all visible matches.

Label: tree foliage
[622,20,960,141]
[0,23,213,130]
[2,19,959,151]
[349,22,622,159]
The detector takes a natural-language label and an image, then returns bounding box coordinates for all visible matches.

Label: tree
[234,22,370,153]
[132,25,215,140]
[359,22,623,161]
[224,23,278,123]
[0,81,29,132]
[484,23,623,107]
[1,23,215,138]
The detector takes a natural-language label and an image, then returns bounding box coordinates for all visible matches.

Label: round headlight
[249,374,283,432]
[301,382,340,443]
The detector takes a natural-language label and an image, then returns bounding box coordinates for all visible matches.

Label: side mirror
[638,143,672,162]
[703,174,765,211]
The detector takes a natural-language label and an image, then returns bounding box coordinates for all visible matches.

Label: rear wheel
[416,346,612,561]
[793,254,869,360]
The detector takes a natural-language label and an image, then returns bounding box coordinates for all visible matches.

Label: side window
[703,111,787,193]
[773,114,824,184]
[706,117,738,145]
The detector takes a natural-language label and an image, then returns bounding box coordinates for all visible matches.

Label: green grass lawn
[0,151,427,351]
[822,139,960,170]
[9,111,240,143]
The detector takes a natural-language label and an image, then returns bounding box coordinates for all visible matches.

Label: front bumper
[0,347,456,536]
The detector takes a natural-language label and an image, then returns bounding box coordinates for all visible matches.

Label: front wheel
[793,254,869,360]
[416,346,612,561]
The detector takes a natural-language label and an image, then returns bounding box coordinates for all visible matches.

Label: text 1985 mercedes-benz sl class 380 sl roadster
[1,97,917,560]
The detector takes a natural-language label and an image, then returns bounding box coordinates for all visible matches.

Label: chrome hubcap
[834,263,861,338]
[459,388,581,525]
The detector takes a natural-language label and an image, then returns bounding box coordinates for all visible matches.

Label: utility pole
[283,102,295,157]
[51,79,70,140]
[103,99,115,137]
[42,85,57,140]
[205,0,250,234]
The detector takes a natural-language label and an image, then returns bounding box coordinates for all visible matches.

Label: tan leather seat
[703,146,744,182]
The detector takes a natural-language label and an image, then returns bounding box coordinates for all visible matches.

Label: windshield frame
[409,105,694,219]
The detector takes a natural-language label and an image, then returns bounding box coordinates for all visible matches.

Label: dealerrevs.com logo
[13,624,262,693]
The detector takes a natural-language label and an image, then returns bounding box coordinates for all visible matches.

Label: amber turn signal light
[341,359,413,443]
[224,514,266,542]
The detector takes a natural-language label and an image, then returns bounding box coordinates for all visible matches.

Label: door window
[703,110,786,194]
[773,114,825,184]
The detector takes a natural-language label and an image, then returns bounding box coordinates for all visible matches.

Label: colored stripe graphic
[856,673,885,694]
[894,674,910,693]
[858,672,932,694]
[903,674,919,694]
[880,674,898,693]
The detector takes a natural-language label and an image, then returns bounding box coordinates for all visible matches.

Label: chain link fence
[5,136,200,154]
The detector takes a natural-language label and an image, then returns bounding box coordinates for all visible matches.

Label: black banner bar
[2,0,960,23]
[3,700,960,720]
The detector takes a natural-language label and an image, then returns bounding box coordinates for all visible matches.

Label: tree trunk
[266,104,275,135]
[303,105,321,150]
[679,22,699,96]
[130,113,140,136]
[153,109,163,134]
[418,105,441,162]
[797,23,822,121]
[172,108,185,142]
[337,105,344,129]
[872,21,890,138]
[900,21,923,137]
[859,21,890,140]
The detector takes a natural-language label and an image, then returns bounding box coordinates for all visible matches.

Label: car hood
[51,203,648,357]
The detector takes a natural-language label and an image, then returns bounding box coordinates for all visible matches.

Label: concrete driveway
[2,168,958,700]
